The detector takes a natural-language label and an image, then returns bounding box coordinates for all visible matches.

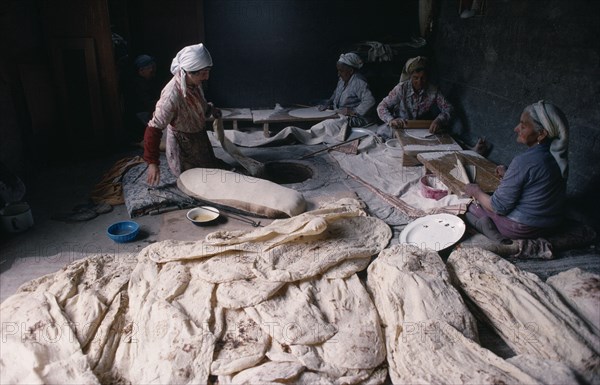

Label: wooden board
[394,128,462,166]
[252,108,337,123]
[253,107,338,137]
[288,107,338,119]
[208,108,253,130]
[417,150,501,195]
[221,108,252,121]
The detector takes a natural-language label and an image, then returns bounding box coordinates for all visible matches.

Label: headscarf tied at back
[528,100,569,179]
[337,52,363,69]
[170,43,213,97]
[399,56,428,83]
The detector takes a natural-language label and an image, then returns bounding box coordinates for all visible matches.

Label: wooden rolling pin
[405,120,433,128]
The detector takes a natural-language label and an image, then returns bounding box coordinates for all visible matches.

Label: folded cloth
[511,238,554,260]
[90,156,145,205]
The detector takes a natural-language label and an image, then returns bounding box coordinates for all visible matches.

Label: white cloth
[338,52,363,69]
[170,43,213,97]
[362,41,393,62]
[530,100,569,179]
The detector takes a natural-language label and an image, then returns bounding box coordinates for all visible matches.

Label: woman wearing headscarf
[464,101,569,242]
[376,56,453,139]
[310,52,376,141]
[143,43,228,185]
[318,52,376,128]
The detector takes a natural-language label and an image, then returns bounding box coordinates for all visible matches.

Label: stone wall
[431,0,600,205]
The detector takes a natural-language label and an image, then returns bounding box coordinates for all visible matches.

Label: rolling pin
[406,120,433,129]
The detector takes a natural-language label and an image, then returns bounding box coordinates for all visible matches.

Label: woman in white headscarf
[376,56,453,139]
[464,101,569,242]
[318,52,376,126]
[143,43,228,185]
[311,52,376,140]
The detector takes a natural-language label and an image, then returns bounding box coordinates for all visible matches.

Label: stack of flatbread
[2,198,598,384]
[0,198,392,384]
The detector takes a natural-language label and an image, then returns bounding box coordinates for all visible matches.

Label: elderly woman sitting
[464,101,569,243]
[376,56,453,139]
[312,52,376,140]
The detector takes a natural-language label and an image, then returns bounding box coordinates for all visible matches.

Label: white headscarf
[399,56,428,83]
[337,53,363,69]
[528,100,569,179]
[170,43,213,97]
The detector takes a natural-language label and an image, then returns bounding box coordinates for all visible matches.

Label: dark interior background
[202,0,421,108]
[430,0,600,212]
[1,0,599,220]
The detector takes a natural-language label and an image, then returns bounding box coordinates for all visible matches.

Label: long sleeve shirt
[325,73,376,118]
[376,81,452,125]
[148,74,208,133]
[491,142,565,228]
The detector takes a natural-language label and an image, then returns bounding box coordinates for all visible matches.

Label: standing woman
[464,101,569,242]
[143,43,229,186]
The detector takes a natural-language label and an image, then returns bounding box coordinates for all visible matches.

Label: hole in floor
[263,161,313,184]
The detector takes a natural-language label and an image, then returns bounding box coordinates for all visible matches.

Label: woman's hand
[338,107,355,116]
[464,182,494,212]
[207,102,222,118]
[147,163,160,186]
[429,120,441,134]
[464,183,483,198]
[390,118,407,129]
[495,165,507,179]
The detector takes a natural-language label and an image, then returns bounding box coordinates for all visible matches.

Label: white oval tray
[399,213,465,251]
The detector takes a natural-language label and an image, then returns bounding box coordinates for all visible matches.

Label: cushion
[177,168,306,218]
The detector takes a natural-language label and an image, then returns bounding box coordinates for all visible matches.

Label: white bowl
[186,206,220,226]
[385,139,403,157]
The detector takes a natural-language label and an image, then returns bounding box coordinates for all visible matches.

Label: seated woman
[464,101,569,243]
[376,56,453,139]
[312,52,376,140]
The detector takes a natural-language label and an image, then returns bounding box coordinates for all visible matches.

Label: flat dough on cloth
[210,308,271,375]
[114,259,216,384]
[0,199,393,384]
[367,244,478,341]
[390,319,551,384]
[228,361,305,384]
[546,267,600,336]
[299,275,386,370]
[0,254,135,384]
[140,202,367,263]
[244,283,337,346]
[448,247,600,384]
[178,167,306,218]
[0,292,100,385]
[140,200,391,285]
[215,278,286,308]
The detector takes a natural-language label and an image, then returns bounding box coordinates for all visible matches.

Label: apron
[165,127,228,177]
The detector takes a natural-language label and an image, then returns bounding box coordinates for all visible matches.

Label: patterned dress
[148,74,227,177]
[377,81,453,125]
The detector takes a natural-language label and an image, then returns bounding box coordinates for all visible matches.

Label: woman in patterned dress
[143,43,229,186]
[376,56,453,139]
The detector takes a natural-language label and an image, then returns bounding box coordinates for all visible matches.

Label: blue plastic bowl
[107,221,139,243]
